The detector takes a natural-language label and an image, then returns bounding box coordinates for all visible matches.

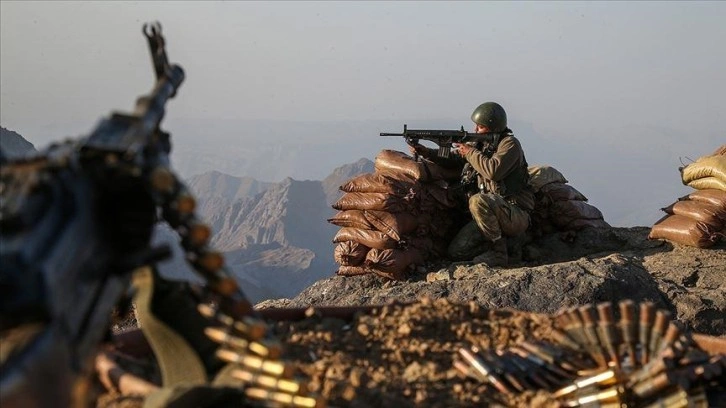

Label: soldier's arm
[463,136,521,181]
[410,144,465,169]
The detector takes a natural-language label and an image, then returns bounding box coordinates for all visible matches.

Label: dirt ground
[98,297,724,408]
[267,298,561,408]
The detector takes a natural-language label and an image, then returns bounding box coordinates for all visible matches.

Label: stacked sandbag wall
[527,165,610,236]
[649,146,726,248]
[680,144,726,191]
[330,149,464,280]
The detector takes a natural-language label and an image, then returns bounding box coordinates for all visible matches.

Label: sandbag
[336,265,372,277]
[687,177,726,192]
[364,210,419,242]
[374,150,460,182]
[549,200,605,230]
[332,192,410,212]
[662,200,726,230]
[364,247,424,274]
[332,227,398,250]
[528,165,568,192]
[327,210,374,230]
[334,241,370,266]
[339,173,414,196]
[539,182,588,202]
[681,155,726,184]
[713,144,726,156]
[687,189,726,209]
[648,214,721,248]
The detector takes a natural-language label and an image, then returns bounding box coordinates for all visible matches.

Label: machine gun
[380,124,502,160]
[0,23,316,408]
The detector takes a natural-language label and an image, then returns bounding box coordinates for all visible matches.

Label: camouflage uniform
[421,132,534,264]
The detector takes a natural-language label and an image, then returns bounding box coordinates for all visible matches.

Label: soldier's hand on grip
[409,143,429,158]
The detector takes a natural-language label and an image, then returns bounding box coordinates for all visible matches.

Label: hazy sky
[2,1,724,149]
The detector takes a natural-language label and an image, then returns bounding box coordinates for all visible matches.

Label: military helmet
[470,102,507,132]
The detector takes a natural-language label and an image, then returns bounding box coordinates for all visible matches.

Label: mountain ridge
[178,159,375,300]
[0,126,36,158]
[5,128,722,313]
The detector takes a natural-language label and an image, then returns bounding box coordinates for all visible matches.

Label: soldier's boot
[472,237,508,267]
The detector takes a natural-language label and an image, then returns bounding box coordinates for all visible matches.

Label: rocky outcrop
[151,224,278,302]
[0,127,36,158]
[257,227,726,336]
[321,158,375,206]
[188,171,273,206]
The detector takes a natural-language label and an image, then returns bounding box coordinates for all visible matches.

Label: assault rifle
[380,124,501,160]
[0,23,274,407]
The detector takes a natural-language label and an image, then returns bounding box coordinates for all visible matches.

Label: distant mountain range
[11,118,716,227]
[1,126,36,158]
[3,122,717,303]
[155,159,374,302]
[165,118,710,227]
[1,127,375,302]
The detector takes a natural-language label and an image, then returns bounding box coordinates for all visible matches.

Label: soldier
[410,102,534,266]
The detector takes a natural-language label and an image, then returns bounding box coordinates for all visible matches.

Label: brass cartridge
[510,347,570,389]
[649,310,671,361]
[507,351,550,390]
[197,303,267,340]
[173,190,197,216]
[655,322,683,358]
[642,388,688,408]
[566,307,590,349]
[529,340,589,371]
[578,305,608,367]
[183,220,212,247]
[205,327,282,359]
[639,302,656,365]
[482,350,526,392]
[632,372,673,399]
[245,387,325,408]
[192,249,225,273]
[150,166,177,194]
[216,348,294,378]
[597,302,622,370]
[454,359,482,381]
[553,369,619,399]
[232,368,308,395]
[618,300,638,368]
[551,328,583,351]
[627,356,670,386]
[517,342,571,379]
[458,348,513,395]
[562,385,622,408]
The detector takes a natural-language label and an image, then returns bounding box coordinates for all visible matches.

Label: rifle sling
[131,267,207,388]
[420,160,434,180]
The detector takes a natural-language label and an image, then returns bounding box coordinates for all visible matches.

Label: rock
[257,227,726,336]
[425,269,452,282]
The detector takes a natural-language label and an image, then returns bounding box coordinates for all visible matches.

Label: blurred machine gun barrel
[0,22,322,408]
